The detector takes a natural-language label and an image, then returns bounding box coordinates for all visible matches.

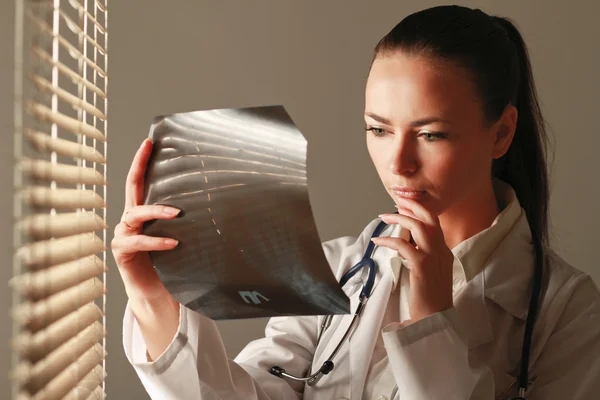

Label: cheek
[427,140,490,195]
[427,152,459,183]
[366,136,387,172]
[423,146,473,197]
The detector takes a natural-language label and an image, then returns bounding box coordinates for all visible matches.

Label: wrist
[128,293,181,362]
[411,303,453,323]
[129,292,180,322]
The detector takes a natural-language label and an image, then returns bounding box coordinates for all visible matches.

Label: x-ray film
[142,105,351,320]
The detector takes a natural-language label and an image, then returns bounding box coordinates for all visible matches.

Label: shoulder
[531,250,600,388]
[545,249,599,298]
[543,248,600,327]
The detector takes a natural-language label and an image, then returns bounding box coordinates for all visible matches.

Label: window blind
[11,0,108,399]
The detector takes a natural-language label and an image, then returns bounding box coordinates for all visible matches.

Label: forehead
[365,53,482,122]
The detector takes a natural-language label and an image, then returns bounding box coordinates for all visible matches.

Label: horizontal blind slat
[16,232,106,269]
[93,0,107,13]
[29,343,106,400]
[67,0,106,33]
[27,102,106,142]
[10,257,106,300]
[62,365,106,400]
[33,47,106,98]
[31,75,106,120]
[19,187,106,210]
[12,303,103,358]
[17,213,107,240]
[18,157,106,186]
[13,326,104,391]
[58,9,106,54]
[85,385,107,400]
[27,12,106,77]
[13,278,106,330]
[25,130,106,164]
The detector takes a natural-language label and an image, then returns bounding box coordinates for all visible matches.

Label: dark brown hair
[372,5,551,250]
[372,5,553,387]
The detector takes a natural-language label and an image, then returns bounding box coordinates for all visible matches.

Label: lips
[390,187,427,200]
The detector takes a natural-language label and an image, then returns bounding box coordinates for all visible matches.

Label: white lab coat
[123,211,600,399]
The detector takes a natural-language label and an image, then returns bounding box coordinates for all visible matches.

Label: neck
[439,182,501,250]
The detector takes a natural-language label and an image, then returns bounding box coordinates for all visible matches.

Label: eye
[420,131,446,142]
[365,126,387,137]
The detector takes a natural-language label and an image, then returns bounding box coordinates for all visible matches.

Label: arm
[382,307,495,399]
[121,232,362,400]
[118,139,341,398]
[381,274,600,400]
[528,274,600,399]
[123,299,316,400]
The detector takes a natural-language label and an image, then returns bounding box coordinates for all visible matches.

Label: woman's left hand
[372,197,454,323]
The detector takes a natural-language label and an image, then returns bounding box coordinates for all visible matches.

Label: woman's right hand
[111,138,181,304]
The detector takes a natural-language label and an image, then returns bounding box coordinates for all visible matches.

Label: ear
[491,104,518,159]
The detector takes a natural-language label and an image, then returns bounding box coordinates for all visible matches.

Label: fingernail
[165,239,178,246]
[164,207,181,215]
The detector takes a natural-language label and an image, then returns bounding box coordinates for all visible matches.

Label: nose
[388,134,417,176]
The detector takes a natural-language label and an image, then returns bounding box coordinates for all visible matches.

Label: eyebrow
[364,112,451,127]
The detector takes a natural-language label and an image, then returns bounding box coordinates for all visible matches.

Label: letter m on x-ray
[239,291,270,305]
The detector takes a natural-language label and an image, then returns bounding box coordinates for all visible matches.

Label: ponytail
[490,16,552,250]
[491,17,551,389]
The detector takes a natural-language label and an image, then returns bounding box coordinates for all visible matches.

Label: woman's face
[365,52,515,217]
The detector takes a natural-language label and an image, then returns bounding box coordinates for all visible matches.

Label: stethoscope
[269,217,544,399]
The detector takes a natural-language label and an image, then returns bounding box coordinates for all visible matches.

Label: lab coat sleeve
[121,233,363,400]
[526,274,600,400]
[123,299,315,399]
[382,307,495,399]
[380,274,600,400]
[121,218,378,400]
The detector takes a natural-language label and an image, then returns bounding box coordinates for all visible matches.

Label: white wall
[1,1,598,398]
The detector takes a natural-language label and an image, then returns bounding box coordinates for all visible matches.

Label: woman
[114,5,600,399]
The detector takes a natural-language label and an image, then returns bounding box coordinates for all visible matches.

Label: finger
[125,139,153,210]
[111,234,179,253]
[393,203,417,219]
[371,236,421,269]
[114,220,137,238]
[394,205,419,233]
[121,205,181,231]
[394,197,438,227]
[378,213,433,252]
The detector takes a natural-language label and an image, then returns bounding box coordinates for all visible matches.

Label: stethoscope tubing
[270,217,542,399]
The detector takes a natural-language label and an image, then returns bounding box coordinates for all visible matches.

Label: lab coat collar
[452,178,522,283]
[340,192,534,397]
[340,214,535,396]
[359,206,534,321]
[482,208,534,320]
[362,180,533,321]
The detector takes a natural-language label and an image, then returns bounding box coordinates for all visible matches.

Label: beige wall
[1,0,598,398]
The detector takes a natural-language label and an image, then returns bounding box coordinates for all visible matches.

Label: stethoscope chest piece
[269,216,542,400]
